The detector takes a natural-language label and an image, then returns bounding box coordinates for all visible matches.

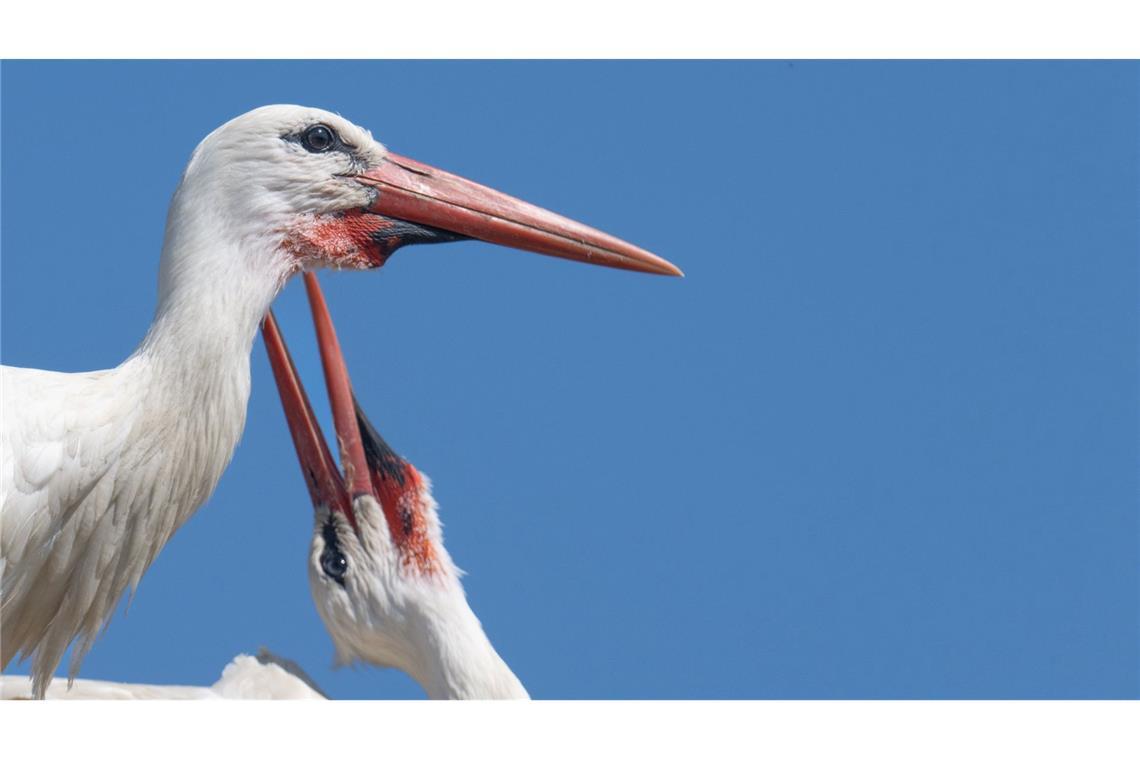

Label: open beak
[262,273,412,532]
[356,153,684,277]
[261,306,358,530]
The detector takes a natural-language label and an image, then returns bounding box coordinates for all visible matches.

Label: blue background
[1,61,1136,699]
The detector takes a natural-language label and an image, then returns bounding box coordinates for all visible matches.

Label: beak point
[358,153,684,278]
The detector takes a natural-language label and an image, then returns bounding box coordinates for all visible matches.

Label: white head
[181,105,385,231]
[159,106,396,309]
[156,103,679,311]
[262,273,527,699]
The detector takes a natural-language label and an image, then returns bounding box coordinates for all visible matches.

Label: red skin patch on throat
[371,463,441,576]
[281,210,397,269]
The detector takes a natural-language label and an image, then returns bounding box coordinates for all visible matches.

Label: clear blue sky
[2,61,1136,698]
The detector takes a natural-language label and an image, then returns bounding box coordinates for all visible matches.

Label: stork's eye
[302,124,336,153]
[320,544,348,585]
[319,520,349,586]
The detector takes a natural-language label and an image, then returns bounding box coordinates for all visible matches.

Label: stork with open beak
[263,274,528,699]
[1,105,681,698]
[3,273,526,701]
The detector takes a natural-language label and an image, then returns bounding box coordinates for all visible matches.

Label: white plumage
[1,103,677,699]
[0,359,241,695]
[5,286,529,700]
[0,650,326,700]
[2,276,529,701]
[310,491,529,700]
[1,105,379,697]
[263,277,528,699]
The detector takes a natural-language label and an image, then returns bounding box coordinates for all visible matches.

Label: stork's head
[171,104,681,279]
[261,273,471,678]
[178,106,388,269]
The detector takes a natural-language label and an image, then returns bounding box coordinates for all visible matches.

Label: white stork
[1,104,680,698]
[261,273,528,699]
[2,273,527,700]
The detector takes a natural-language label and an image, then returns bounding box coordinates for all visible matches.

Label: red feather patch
[281,211,396,269]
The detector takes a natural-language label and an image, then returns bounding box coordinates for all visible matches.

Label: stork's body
[1,105,677,698]
[1,345,251,695]
[0,650,326,700]
[4,277,528,700]
[3,275,531,700]
[1,105,293,694]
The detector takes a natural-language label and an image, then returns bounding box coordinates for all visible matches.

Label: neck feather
[122,194,294,526]
[408,589,529,700]
[140,199,293,369]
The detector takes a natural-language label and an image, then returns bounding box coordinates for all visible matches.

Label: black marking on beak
[366,214,467,258]
[353,395,408,487]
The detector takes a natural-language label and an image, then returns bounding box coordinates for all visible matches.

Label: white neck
[404,587,529,700]
[2,175,299,700]
[139,177,293,371]
[119,181,293,535]
[326,495,529,700]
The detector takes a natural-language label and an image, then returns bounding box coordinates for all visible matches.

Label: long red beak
[261,306,357,530]
[261,273,410,533]
[300,273,373,502]
[356,153,684,277]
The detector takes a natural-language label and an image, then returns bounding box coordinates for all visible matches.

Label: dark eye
[320,544,348,585]
[302,124,336,153]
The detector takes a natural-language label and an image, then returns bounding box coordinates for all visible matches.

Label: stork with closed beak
[1,105,681,698]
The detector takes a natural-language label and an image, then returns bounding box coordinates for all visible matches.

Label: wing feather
[1,364,145,690]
